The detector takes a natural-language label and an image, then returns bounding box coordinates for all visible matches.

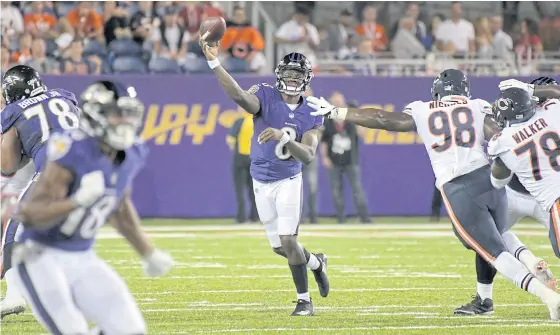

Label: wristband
[335,107,348,120]
[207,59,221,70]
[279,132,291,145]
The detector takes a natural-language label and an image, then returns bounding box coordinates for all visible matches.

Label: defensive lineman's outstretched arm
[307,97,416,132]
[199,37,260,114]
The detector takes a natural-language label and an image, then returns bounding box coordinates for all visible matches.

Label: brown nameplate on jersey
[512,118,548,144]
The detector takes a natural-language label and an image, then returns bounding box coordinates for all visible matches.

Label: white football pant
[253,173,303,248]
[12,243,146,334]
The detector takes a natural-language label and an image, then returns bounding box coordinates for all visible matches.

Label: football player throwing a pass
[6,81,174,334]
[200,35,329,316]
[307,69,560,319]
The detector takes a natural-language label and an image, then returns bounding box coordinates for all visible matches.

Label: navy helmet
[431,69,470,101]
[493,87,537,128]
[80,80,144,150]
[1,65,46,105]
[530,76,558,104]
[274,52,313,96]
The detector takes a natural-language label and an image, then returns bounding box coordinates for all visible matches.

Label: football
[199,16,227,43]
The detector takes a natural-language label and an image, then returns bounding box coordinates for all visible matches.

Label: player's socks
[289,263,310,302]
[4,269,22,299]
[502,231,557,290]
[502,231,539,268]
[297,292,310,301]
[493,252,554,302]
[299,244,322,271]
[477,282,493,301]
[475,253,496,300]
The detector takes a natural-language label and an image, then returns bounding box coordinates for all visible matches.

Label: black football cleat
[312,253,330,297]
[291,299,314,316]
[454,294,494,315]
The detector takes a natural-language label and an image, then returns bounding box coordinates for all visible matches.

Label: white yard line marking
[139,303,544,310]
[134,273,465,280]
[122,222,545,232]
[156,323,560,334]
[133,287,474,295]
[96,230,551,240]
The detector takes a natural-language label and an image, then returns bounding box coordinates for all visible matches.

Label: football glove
[307,96,346,120]
[498,79,535,96]
[71,170,105,207]
[142,248,174,277]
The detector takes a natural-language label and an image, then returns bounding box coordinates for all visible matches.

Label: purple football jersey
[250,84,323,182]
[0,88,80,172]
[19,129,149,251]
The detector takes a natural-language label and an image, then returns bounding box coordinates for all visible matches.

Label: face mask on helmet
[276,67,312,96]
[82,97,144,150]
[530,76,558,105]
[105,97,144,150]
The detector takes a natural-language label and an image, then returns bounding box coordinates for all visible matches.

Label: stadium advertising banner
[41,75,531,218]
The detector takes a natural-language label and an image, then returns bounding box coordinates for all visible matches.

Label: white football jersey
[487,99,560,212]
[404,95,493,189]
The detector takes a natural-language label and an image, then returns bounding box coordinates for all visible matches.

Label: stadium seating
[112,56,148,74]
[149,57,182,74]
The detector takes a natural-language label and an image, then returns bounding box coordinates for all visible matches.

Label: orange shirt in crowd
[67,8,102,36]
[24,13,57,33]
[221,25,265,52]
[11,50,32,63]
[355,23,388,51]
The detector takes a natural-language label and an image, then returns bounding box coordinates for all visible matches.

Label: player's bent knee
[273,247,287,258]
[279,235,299,251]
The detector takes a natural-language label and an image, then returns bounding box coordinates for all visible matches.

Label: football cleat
[0,297,26,319]
[533,259,557,291]
[291,299,314,316]
[312,253,330,297]
[453,294,494,315]
[547,293,560,320]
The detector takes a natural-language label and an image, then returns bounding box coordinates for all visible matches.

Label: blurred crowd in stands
[1,1,265,74]
[1,1,559,76]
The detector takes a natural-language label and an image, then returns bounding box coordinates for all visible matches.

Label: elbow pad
[491,173,512,189]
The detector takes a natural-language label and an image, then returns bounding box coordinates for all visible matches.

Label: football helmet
[1,65,46,105]
[80,80,144,150]
[274,52,313,96]
[431,69,470,101]
[493,87,537,127]
[530,76,558,104]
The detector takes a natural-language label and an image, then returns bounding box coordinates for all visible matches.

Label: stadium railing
[315,50,560,77]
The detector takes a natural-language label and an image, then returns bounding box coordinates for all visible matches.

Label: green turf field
[2,218,560,334]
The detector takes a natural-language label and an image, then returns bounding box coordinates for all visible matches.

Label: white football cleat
[0,297,26,319]
[533,259,558,291]
[546,292,560,320]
